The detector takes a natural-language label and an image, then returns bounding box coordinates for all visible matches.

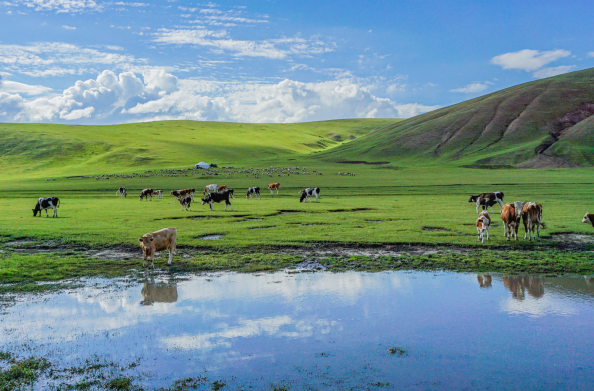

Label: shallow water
[2,271,594,389]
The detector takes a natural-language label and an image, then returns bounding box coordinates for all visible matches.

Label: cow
[139,188,154,201]
[170,188,192,203]
[179,195,192,211]
[32,197,60,217]
[299,187,320,203]
[201,190,234,211]
[522,202,544,241]
[204,184,219,194]
[138,227,177,268]
[116,187,127,198]
[154,190,164,199]
[246,186,261,200]
[217,185,228,193]
[476,211,490,243]
[468,192,505,214]
[268,183,280,195]
[583,213,594,227]
[501,203,520,241]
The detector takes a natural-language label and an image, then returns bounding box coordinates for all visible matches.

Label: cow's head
[32,205,40,216]
[138,235,155,254]
[468,195,479,203]
[139,194,143,201]
[299,190,307,203]
[201,195,211,205]
[582,213,592,225]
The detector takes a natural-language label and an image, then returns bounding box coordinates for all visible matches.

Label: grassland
[1,118,594,289]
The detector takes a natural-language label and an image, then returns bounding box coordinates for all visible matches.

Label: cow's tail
[540,221,547,229]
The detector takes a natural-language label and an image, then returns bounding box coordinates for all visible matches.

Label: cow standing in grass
[154,190,164,199]
[32,197,60,217]
[268,183,280,195]
[246,187,261,200]
[179,195,192,211]
[476,211,490,243]
[204,184,219,194]
[469,192,505,214]
[522,202,544,241]
[202,190,234,211]
[139,188,154,201]
[116,187,127,198]
[138,227,177,268]
[501,203,520,241]
[299,187,320,203]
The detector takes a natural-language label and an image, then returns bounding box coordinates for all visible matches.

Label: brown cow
[501,203,520,241]
[268,182,280,195]
[138,227,177,268]
[476,211,490,243]
[522,202,544,241]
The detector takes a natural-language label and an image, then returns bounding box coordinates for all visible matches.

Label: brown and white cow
[476,211,490,243]
[522,202,544,241]
[268,183,280,195]
[204,184,219,194]
[501,203,520,241]
[217,185,228,193]
[582,212,594,227]
[170,188,193,203]
[139,188,154,201]
[154,190,164,199]
[138,227,177,268]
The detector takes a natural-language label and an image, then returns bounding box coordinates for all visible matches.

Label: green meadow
[1,119,594,287]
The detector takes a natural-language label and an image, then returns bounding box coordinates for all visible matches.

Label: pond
[2,271,594,390]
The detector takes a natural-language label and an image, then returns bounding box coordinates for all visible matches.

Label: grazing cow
[203,184,219,194]
[139,188,154,201]
[201,190,234,211]
[583,212,594,227]
[501,203,520,241]
[138,227,177,268]
[522,202,544,241]
[32,197,60,217]
[116,187,127,198]
[154,190,164,199]
[268,183,280,195]
[476,211,490,243]
[468,192,505,214]
[299,187,321,203]
[246,186,261,200]
[179,195,192,211]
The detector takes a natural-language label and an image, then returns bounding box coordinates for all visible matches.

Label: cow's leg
[488,205,494,214]
[477,228,481,242]
[45,208,49,217]
[167,248,173,265]
[210,202,213,211]
[505,223,510,241]
[151,254,155,269]
[53,206,57,217]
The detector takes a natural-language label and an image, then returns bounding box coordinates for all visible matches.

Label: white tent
[195,162,210,169]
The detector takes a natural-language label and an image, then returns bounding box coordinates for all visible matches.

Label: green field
[2,116,594,288]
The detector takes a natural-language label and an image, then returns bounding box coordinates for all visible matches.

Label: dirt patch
[328,208,372,213]
[90,249,139,260]
[551,233,594,244]
[237,218,264,222]
[422,227,451,232]
[366,220,383,223]
[249,226,276,230]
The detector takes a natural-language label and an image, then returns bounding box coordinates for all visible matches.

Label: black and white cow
[299,187,321,203]
[139,188,154,201]
[201,190,234,211]
[468,192,504,214]
[246,186,261,200]
[179,195,192,211]
[32,197,60,217]
[116,187,127,198]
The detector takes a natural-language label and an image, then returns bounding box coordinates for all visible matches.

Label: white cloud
[62,25,76,29]
[450,82,488,93]
[0,70,438,123]
[8,0,103,13]
[490,49,571,72]
[0,75,53,95]
[153,29,335,59]
[532,65,575,79]
[588,52,594,58]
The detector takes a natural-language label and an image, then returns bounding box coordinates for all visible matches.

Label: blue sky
[1,0,593,124]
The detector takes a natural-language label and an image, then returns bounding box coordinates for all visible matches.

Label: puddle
[551,233,594,243]
[2,272,594,389]
[422,226,451,232]
[199,234,224,240]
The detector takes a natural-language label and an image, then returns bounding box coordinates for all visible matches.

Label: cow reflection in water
[140,280,178,306]
[502,275,544,300]
[477,274,492,288]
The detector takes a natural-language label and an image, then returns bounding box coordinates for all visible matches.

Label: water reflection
[502,275,544,300]
[477,274,492,288]
[140,279,178,306]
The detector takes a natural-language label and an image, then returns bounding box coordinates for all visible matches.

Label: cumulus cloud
[450,82,488,93]
[153,29,335,59]
[490,49,571,72]
[532,65,575,79]
[0,70,438,123]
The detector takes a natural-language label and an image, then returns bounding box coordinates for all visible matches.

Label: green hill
[322,68,594,168]
[0,119,398,180]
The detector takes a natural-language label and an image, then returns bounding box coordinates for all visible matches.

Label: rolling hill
[322,68,594,168]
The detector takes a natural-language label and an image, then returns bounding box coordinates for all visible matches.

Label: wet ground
[2,271,594,389]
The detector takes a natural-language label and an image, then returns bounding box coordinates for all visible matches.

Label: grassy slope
[0,119,397,182]
[321,68,594,167]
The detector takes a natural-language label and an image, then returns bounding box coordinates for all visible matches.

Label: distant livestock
[139,188,154,201]
[116,187,127,198]
[202,190,234,211]
[246,186,261,200]
[299,187,321,203]
[138,227,177,268]
[268,183,280,195]
[32,197,60,217]
[476,211,490,243]
[469,192,505,214]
